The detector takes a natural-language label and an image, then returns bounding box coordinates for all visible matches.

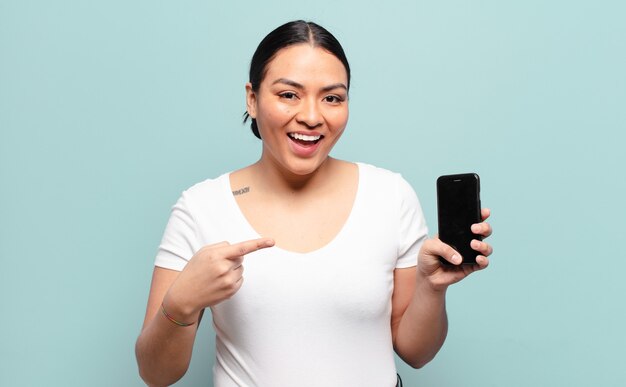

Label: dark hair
[243,20,351,139]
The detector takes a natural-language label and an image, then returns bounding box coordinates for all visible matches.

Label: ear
[245,83,257,119]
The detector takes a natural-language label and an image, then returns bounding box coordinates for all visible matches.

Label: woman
[136,20,493,387]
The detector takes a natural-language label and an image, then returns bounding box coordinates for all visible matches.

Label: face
[246,44,349,176]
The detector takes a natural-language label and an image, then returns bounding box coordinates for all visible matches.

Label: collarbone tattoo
[232,186,250,196]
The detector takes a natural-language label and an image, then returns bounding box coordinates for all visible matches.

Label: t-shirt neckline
[222,162,364,256]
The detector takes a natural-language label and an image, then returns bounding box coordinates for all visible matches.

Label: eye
[279,92,298,100]
[324,95,344,104]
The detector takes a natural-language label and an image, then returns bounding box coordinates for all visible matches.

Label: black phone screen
[437,173,482,264]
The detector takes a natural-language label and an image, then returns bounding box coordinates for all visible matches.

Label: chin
[283,157,327,176]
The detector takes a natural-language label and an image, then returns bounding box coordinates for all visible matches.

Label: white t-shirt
[155,162,428,387]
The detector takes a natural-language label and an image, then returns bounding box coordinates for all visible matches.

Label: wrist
[416,270,449,297]
[162,289,198,324]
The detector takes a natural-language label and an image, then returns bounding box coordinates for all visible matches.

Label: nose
[296,98,322,129]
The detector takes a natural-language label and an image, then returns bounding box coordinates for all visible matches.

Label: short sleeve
[395,175,429,269]
[154,192,200,271]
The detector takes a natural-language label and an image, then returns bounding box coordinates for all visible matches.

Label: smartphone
[437,173,482,264]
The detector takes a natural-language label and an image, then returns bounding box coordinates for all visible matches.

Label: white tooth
[290,133,321,141]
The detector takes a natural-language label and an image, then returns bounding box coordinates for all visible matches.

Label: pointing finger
[223,237,275,259]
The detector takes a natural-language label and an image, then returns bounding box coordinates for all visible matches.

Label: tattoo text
[232,186,250,196]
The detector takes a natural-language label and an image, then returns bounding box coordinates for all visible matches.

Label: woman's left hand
[417,208,493,292]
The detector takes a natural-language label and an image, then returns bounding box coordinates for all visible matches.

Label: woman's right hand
[162,237,275,322]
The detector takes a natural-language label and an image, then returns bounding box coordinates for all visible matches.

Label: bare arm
[391,209,493,368]
[135,267,202,387]
[135,238,275,386]
[391,266,448,369]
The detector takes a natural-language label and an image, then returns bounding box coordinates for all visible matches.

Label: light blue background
[1,0,625,386]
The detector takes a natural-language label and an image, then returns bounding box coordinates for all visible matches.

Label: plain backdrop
[1,0,625,386]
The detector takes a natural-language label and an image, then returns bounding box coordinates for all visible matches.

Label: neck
[252,155,337,195]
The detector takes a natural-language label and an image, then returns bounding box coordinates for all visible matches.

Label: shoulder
[356,162,422,211]
[357,162,412,191]
[178,173,230,206]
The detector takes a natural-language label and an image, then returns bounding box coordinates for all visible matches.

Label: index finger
[222,237,275,259]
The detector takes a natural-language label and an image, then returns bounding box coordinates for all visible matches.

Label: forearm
[394,278,448,369]
[135,305,201,386]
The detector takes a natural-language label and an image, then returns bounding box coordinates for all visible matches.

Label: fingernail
[452,254,462,264]
[471,224,480,233]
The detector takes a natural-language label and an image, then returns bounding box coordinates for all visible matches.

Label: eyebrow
[271,78,348,93]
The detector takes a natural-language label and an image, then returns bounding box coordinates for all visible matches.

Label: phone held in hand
[437,173,482,265]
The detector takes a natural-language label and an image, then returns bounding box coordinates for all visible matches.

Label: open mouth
[287,133,323,146]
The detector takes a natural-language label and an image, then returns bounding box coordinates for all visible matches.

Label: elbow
[408,361,424,370]
[395,345,438,370]
[406,357,432,370]
[137,363,188,387]
[137,367,159,387]
[136,340,188,387]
